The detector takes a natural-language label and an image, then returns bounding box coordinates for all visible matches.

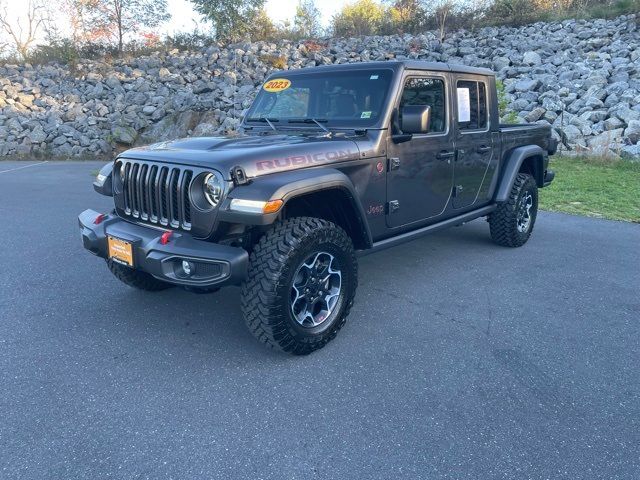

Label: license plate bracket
[108,235,134,267]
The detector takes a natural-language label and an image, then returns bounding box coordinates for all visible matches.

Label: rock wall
[0,14,639,159]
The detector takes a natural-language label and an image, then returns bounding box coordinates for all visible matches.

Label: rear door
[452,76,493,209]
[385,72,454,228]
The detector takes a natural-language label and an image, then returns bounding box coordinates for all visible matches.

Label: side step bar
[359,205,496,256]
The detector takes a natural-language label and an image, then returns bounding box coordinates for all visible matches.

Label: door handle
[436,150,455,160]
[477,145,491,153]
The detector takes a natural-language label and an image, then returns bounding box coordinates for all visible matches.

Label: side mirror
[401,105,431,134]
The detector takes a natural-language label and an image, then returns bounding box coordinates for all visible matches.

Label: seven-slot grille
[120,161,193,231]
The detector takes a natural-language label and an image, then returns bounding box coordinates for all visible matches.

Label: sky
[166,0,345,34]
[0,0,347,50]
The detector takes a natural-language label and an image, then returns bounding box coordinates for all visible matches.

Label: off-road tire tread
[106,259,172,291]
[489,173,538,247]
[241,217,357,355]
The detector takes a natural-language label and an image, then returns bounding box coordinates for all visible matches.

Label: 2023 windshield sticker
[263,79,291,92]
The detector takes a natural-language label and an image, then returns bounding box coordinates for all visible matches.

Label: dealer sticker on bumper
[108,236,134,267]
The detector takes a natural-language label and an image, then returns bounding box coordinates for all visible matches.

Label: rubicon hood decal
[118,134,362,179]
[256,149,356,171]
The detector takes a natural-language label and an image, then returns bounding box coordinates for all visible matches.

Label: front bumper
[543,169,555,187]
[78,209,248,287]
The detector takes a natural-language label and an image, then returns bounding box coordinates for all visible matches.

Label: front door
[451,77,494,209]
[386,74,454,228]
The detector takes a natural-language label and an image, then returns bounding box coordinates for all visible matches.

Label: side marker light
[263,200,284,214]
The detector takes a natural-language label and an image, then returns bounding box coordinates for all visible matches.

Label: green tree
[85,0,171,53]
[190,0,266,41]
[293,0,322,38]
[248,8,278,40]
[332,0,386,37]
[388,0,426,33]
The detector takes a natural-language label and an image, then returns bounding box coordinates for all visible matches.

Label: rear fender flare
[495,145,545,203]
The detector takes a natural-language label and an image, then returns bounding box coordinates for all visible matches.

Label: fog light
[182,260,195,276]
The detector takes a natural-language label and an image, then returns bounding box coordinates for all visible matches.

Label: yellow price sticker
[263,79,291,93]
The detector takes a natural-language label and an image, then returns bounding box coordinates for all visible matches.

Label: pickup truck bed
[500,123,557,156]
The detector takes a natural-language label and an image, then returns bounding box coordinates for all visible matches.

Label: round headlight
[204,172,223,207]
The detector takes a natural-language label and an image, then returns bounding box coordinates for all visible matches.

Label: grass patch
[540,156,640,223]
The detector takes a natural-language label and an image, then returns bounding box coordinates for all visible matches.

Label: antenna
[233,49,237,128]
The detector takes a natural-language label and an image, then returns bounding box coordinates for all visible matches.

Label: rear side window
[399,77,446,133]
[456,80,488,130]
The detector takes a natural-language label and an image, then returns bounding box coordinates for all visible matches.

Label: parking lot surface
[1,161,639,479]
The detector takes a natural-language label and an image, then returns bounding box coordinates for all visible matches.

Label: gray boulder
[604,117,625,130]
[493,56,510,71]
[586,128,624,148]
[624,120,640,144]
[28,126,47,144]
[111,125,137,145]
[561,125,586,147]
[514,78,541,92]
[613,106,640,123]
[620,144,640,160]
[525,107,546,122]
[522,51,542,65]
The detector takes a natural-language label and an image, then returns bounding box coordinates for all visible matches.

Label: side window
[456,80,488,130]
[399,77,446,133]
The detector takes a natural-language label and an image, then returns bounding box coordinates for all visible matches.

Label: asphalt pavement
[1,160,639,479]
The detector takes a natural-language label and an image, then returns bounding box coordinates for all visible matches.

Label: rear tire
[106,259,172,291]
[489,173,538,247]
[241,217,358,355]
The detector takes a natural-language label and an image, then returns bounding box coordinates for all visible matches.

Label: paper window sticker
[457,87,471,122]
[370,75,379,80]
[361,111,372,119]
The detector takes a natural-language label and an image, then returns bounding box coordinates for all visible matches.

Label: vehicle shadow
[94,220,493,360]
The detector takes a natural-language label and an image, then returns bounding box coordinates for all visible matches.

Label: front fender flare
[93,162,114,197]
[218,168,372,246]
[495,145,545,203]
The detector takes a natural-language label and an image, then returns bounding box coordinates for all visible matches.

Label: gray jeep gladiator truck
[79,61,556,354]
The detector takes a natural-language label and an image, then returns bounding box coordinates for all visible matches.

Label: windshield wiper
[246,117,279,132]
[287,117,331,135]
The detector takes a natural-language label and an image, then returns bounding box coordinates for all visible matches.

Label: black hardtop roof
[271,60,494,77]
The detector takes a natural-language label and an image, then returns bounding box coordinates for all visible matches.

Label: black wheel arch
[495,145,548,203]
[218,167,373,249]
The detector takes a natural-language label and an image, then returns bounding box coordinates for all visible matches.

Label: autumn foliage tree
[57,0,103,45]
[83,0,171,53]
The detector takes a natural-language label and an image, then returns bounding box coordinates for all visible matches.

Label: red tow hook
[93,213,106,225]
[160,231,173,245]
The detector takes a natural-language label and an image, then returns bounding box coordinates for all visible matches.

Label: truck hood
[118,134,362,179]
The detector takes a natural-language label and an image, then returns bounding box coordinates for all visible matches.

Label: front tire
[106,259,172,291]
[489,173,538,247]
[241,217,358,355]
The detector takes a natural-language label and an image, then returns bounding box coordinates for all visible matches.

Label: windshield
[245,69,394,128]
